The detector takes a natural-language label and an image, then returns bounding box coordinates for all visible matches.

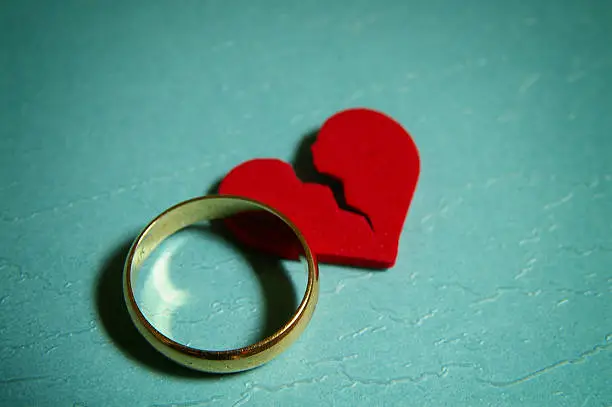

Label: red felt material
[218,108,420,268]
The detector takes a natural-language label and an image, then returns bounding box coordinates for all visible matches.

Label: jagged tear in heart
[291,131,374,230]
[218,108,420,269]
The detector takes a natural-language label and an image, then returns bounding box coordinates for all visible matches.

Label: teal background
[1,1,611,406]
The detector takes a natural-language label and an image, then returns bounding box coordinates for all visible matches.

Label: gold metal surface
[123,195,319,373]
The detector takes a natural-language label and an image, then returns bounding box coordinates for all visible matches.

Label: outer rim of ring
[122,194,319,371]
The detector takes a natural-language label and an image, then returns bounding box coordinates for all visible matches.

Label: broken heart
[218,108,420,268]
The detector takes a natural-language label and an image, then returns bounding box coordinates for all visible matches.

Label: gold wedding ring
[123,195,319,373]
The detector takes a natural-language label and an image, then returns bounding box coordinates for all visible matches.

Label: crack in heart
[302,171,374,231]
[291,130,374,231]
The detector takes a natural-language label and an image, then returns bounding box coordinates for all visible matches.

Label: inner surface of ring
[127,197,312,352]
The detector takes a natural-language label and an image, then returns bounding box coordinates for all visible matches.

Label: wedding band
[122,195,319,373]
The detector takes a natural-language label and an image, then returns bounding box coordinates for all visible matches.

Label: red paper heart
[219,108,420,268]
